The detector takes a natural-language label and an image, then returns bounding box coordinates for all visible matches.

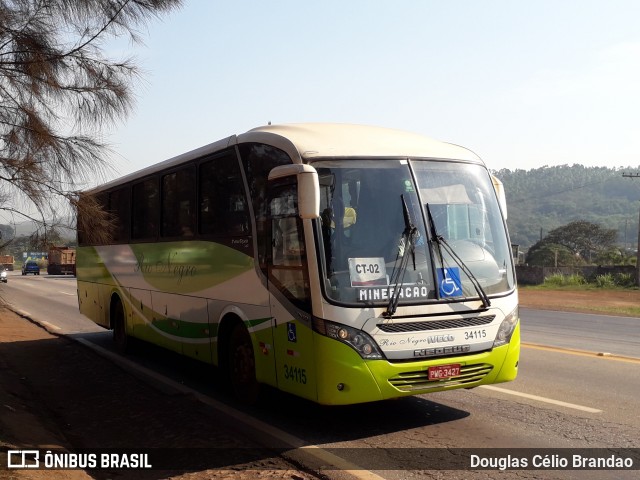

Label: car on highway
[22,261,40,275]
[1,269,7,283]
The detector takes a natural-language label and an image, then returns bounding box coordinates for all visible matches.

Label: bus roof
[88,123,483,193]
[239,123,483,163]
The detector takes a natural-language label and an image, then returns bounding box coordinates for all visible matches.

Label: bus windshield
[314,159,515,307]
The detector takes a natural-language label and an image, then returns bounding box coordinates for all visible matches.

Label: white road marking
[480,385,602,413]
[523,342,640,363]
[58,291,75,296]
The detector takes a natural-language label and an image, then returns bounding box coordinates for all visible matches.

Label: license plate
[428,364,461,380]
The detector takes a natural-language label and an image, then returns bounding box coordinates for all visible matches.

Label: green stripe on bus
[245,317,271,328]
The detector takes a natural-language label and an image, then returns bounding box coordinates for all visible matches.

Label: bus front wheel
[228,323,259,404]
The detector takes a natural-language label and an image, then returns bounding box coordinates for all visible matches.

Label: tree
[525,220,618,265]
[594,247,628,266]
[0,223,12,239]
[525,242,580,267]
[545,220,617,262]
[0,0,182,243]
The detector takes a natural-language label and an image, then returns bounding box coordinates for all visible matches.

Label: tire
[112,298,128,353]
[227,323,259,404]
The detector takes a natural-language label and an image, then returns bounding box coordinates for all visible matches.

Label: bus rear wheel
[112,297,128,353]
[228,323,259,404]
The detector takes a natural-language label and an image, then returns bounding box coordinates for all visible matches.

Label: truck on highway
[47,246,76,275]
[0,255,14,271]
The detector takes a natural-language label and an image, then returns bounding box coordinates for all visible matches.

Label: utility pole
[622,173,640,286]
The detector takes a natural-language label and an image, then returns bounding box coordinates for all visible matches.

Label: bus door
[266,176,317,401]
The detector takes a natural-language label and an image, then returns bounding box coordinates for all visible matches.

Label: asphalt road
[2,273,639,479]
[520,306,640,357]
[0,270,101,334]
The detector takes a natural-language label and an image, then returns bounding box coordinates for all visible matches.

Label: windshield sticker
[348,258,388,286]
[438,267,463,298]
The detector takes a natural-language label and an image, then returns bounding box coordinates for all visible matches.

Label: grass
[525,272,638,290]
[541,272,587,287]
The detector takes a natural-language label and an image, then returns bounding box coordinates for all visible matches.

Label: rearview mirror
[268,164,320,219]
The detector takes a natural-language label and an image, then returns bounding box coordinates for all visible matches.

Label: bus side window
[268,181,311,312]
[238,143,292,276]
[199,152,248,236]
[78,191,110,246]
[131,178,159,241]
[109,187,130,244]
[161,166,196,238]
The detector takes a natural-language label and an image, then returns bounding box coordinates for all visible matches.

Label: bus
[76,123,519,405]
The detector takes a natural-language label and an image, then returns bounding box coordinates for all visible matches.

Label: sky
[102,0,640,183]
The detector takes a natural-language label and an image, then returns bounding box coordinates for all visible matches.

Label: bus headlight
[314,319,384,360]
[493,307,519,348]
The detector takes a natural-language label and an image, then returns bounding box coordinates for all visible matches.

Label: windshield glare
[314,159,514,307]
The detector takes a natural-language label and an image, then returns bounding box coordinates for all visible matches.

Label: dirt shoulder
[0,307,318,480]
[518,287,640,317]
[0,308,90,480]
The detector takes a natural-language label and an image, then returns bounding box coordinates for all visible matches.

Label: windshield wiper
[384,195,418,318]
[425,203,491,309]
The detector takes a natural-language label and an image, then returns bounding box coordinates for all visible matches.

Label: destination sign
[357,285,429,302]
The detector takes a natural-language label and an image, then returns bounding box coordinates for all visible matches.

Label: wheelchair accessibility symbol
[287,322,297,342]
[437,267,462,298]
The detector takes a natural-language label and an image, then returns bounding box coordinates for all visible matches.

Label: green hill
[495,165,640,251]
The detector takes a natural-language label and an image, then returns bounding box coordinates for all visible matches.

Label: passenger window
[199,152,249,236]
[132,178,159,241]
[109,188,130,243]
[162,167,196,238]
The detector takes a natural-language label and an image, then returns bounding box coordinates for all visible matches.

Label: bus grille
[377,315,495,333]
[388,363,493,392]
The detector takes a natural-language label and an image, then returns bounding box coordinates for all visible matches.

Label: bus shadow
[0,329,472,477]
[252,386,470,443]
[103,336,471,442]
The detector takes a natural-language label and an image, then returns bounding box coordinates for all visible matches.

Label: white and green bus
[77,124,519,405]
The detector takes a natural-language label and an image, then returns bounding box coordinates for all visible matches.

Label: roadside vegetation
[538,272,636,289]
